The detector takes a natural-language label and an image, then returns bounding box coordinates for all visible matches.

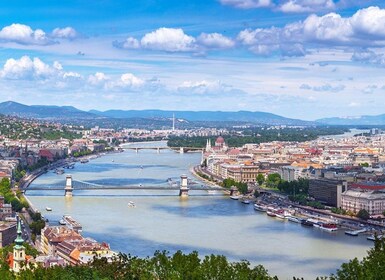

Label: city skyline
[1,1,385,120]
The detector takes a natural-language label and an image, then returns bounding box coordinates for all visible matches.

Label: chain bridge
[22,175,225,197]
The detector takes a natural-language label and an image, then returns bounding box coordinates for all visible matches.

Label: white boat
[59,219,66,225]
[45,207,52,211]
[287,216,301,223]
[319,223,338,232]
[242,199,251,204]
[55,168,65,175]
[367,234,383,241]
[254,203,267,212]
[128,201,136,208]
[230,195,241,200]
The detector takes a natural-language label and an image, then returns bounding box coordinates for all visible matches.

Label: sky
[1,0,385,120]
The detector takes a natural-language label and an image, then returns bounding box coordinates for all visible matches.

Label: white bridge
[23,175,224,197]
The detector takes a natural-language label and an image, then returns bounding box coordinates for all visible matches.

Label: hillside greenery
[167,127,348,148]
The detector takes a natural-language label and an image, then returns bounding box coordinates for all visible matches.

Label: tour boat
[253,203,267,212]
[320,223,338,232]
[45,207,52,211]
[266,210,276,217]
[128,201,136,208]
[300,219,314,227]
[287,216,301,223]
[275,209,287,220]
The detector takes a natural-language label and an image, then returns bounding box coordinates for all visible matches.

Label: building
[308,179,346,207]
[341,182,385,215]
[0,196,12,221]
[0,221,16,247]
[8,219,33,272]
[40,226,83,255]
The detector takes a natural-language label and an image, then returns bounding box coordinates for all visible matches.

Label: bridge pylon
[179,174,189,197]
[64,175,74,197]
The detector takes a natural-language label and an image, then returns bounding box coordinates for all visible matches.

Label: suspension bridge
[22,175,226,197]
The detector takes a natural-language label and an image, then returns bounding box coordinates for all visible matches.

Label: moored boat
[242,199,251,204]
[254,203,267,212]
[300,219,314,227]
[59,219,66,225]
[230,195,241,200]
[367,234,384,241]
[45,207,52,211]
[320,223,338,232]
[287,216,300,223]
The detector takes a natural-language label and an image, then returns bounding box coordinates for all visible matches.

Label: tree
[256,173,265,186]
[357,209,370,220]
[266,173,281,189]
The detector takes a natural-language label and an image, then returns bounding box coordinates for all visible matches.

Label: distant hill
[90,109,312,125]
[317,114,385,125]
[0,101,99,120]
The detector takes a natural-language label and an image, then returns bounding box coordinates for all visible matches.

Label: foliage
[256,173,265,186]
[167,127,348,148]
[222,178,248,194]
[0,250,277,280]
[329,237,385,279]
[307,201,325,209]
[277,178,309,195]
[356,209,370,220]
[0,178,27,212]
[73,149,92,157]
[265,173,281,189]
[0,242,39,260]
[331,208,347,215]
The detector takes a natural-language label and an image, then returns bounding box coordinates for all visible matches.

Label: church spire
[14,218,24,249]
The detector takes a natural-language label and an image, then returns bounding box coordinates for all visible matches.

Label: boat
[61,215,82,232]
[300,219,314,227]
[242,199,251,204]
[367,234,384,241]
[80,159,89,164]
[45,207,52,211]
[230,195,241,200]
[345,229,367,236]
[275,209,287,220]
[59,219,66,225]
[55,168,64,175]
[320,223,338,232]
[254,203,267,212]
[266,210,276,217]
[288,216,301,223]
[112,159,114,162]
[128,201,136,208]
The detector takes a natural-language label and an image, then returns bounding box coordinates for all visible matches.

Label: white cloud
[197,33,235,49]
[177,80,239,95]
[219,0,271,9]
[87,72,110,87]
[351,49,385,66]
[1,56,58,79]
[140,28,196,52]
[299,83,345,92]
[51,27,80,40]
[120,73,144,87]
[279,0,336,13]
[0,23,52,45]
[113,37,140,49]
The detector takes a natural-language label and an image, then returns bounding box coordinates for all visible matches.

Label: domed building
[213,136,227,152]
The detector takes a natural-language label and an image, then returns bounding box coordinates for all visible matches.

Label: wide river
[27,141,370,279]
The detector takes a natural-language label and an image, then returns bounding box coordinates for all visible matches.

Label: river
[26,141,370,279]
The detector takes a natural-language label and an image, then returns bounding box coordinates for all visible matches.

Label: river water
[27,141,370,279]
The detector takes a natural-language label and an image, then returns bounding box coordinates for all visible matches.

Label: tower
[206,139,212,152]
[64,175,73,197]
[179,175,189,197]
[13,218,25,273]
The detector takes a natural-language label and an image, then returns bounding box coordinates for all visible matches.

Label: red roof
[215,136,225,144]
[350,183,385,190]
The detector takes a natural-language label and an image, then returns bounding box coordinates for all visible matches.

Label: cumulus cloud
[352,49,385,66]
[51,27,80,40]
[0,23,52,45]
[279,0,336,13]
[219,0,271,9]
[1,56,59,79]
[236,6,385,56]
[197,33,235,49]
[140,28,196,52]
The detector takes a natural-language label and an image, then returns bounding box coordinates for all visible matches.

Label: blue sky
[1,0,385,120]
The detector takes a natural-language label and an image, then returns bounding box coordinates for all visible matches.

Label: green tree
[256,173,265,186]
[266,173,281,189]
[357,209,370,220]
